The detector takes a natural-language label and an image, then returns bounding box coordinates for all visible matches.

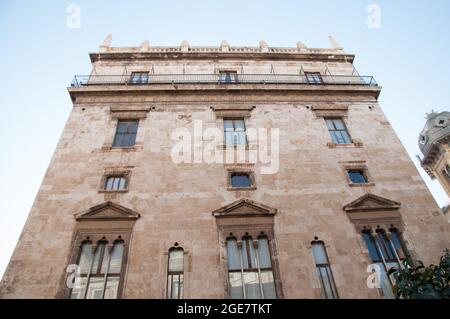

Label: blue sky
[0,0,449,279]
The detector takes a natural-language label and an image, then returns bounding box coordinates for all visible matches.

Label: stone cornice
[90,51,355,63]
[68,83,381,103]
[92,38,353,63]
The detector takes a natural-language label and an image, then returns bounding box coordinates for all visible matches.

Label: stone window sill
[98,189,129,194]
[348,182,375,187]
[101,144,143,152]
[217,144,257,150]
[327,141,363,149]
[227,186,257,191]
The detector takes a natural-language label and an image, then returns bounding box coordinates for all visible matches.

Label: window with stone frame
[104,176,127,191]
[64,202,140,299]
[212,199,283,299]
[112,120,139,148]
[99,170,131,193]
[343,193,408,299]
[347,169,368,184]
[224,118,247,146]
[305,72,323,84]
[325,118,352,144]
[361,228,409,299]
[230,173,252,188]
[226,235,276,299]
[129,71,149,84]
[70,239,125,299]
[166,246,184,299]
[311,239,339,299]
[219,71,238,83]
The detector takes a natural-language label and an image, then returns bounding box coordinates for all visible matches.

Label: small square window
[347,170,368,184]
[230,173,252,188]
[129,72,149,84]
[305,72,323,84]
[219,71,238,83]
[104,176,127,191]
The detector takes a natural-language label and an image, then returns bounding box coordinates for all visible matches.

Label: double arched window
[70,239,125,299]
[226,236,276,299]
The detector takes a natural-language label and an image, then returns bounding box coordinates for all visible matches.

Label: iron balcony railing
[70,74,378,87]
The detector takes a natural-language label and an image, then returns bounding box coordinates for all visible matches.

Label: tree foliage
[388,250,450,299]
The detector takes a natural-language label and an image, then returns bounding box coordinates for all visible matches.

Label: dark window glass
[361,229,408,299]
[112,120,138,147]
[362,232,381,262]
[347,170,367,184]
[129,72,149,84]
[305,72,323,84]
[389,230,407,260]
[231,173,252,188]
[325,118,352,144]
[219,71,238,83]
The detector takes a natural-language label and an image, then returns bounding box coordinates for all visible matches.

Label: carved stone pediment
[343,193,403,231]
[212,199,277,218]
[74,201,140,221]
[343,193,401,212]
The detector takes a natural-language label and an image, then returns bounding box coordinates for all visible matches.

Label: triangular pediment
[74,201,140,221]
[212,199,277,218]
[343,193,401,213]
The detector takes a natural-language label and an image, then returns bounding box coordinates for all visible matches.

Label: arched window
[226,236,276,299]
[442,164,450,180]
[311,241,338,299]
[70,240,124,299]
[167,247,184,299]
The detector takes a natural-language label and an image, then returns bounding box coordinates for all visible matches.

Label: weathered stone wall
[1,55,449,299]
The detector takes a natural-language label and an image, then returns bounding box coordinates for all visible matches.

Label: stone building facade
[1,38,449,299]
[419,111,450,222]
[419,111,450,198]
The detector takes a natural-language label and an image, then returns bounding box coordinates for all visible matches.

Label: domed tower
[419,111,450,197]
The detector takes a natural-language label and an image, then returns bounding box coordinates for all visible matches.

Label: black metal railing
[70,74,378,87]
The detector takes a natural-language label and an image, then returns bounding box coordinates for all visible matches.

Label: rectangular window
[167,248,184,299]
[105,176,127,191]
[305,72,323,84]
[230,173,252,188]
[226,237,276,299]
[362,229,408,298]
[112,120,138,148]
[347,170,368,184]
[325,118,352,144]
[129,72,149,84]
[311,241,339,299]
[219,71,238,83]
[70,241,124,299]
[224,118,247,145]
